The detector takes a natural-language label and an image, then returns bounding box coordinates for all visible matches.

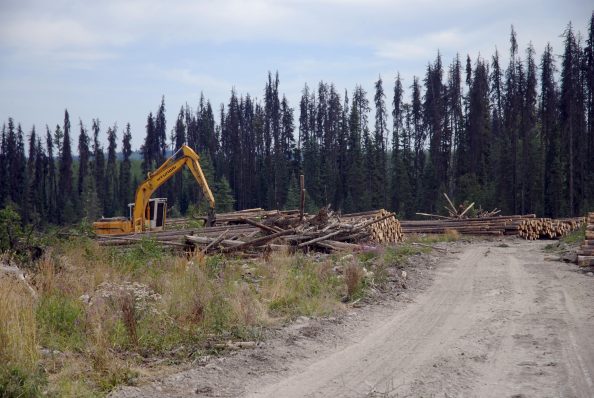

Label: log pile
[341,209,403,243]
[96,208,403,254]
[401,215,584,239]
[516,217,585,240]
[578,212,594,266]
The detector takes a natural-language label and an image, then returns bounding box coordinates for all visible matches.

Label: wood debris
[96,208,403,254]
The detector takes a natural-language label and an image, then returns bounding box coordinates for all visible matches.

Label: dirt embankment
[113,240,594,398]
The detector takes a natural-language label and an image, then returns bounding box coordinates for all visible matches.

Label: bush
[0,205,23,252]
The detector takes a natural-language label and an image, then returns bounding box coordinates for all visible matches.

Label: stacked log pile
[578,212,594,266]
[516,218,585,240]
[401,215,584,239]
[341,209,403,243]
[96,208,403,254]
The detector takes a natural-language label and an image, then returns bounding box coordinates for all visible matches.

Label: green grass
[37,293,87,352]
[0,365,46,398]
[265,255,343,317]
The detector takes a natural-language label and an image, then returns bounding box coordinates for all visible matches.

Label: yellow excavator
[93,145,215,235]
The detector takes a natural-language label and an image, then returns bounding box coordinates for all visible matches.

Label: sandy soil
[113,240,594,398]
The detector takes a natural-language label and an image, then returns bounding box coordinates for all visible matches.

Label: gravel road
[113,240,594,398]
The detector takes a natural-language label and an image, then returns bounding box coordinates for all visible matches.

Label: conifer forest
[2,15,594,226]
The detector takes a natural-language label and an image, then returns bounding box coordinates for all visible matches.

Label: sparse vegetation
[561,224,586,245]
[1,231,449,396]
[377,233,460,270]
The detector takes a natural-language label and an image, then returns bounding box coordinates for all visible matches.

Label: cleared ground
[114,240,594,397]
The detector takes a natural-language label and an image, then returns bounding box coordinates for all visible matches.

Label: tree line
[1,15,594,226]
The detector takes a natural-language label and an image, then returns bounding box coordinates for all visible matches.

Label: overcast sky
[0,0,592,150]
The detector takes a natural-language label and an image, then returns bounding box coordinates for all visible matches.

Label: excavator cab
[128,198,167,231]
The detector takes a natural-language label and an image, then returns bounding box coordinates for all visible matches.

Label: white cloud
[375,29,464,60]
[160,67,231,91]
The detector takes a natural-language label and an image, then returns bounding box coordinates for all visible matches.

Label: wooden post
[299,174,305,221]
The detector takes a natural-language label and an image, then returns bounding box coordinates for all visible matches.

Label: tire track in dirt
[245,241,594,398]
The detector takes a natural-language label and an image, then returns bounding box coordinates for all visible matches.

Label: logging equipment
[93,145,215,235]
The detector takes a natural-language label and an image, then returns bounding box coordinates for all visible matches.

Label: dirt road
[114,240,594,397]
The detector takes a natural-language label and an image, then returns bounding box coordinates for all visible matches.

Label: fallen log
[202,229,229,254]
[298,230,343,248]
[221,229,295,253]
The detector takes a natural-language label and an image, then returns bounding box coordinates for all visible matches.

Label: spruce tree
[105,125,118,216]
[410,77,425,206]
[392,73,413,216]
[77,121,91,217]
[155,96,168,163]
[422,54,448,211]
[23,126,36,223]
[284,173,301,210]
[463,58,493,206]
[0,124,6,207]
[373,76,388,208]
[541,43,563,216]
[92,119,106,214]
[46,126,58,223]
[142,113,156,175]
[350,86,370,211]
[119,123,133,213]
[501,27,522,213]
[336,89,350,210]
[58,110,74,223]
[34,138,46,222]
[585,12,594,207]
[173,109,187,213]
[560,23,585,215]
[520,43,541,214]
[280,95,296,206]
[214,176,235,212]
[448,54,464,194]
[300,84,321,209]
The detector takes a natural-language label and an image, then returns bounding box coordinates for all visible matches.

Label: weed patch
[264,255,342,318]
[0,364,45,398]
[37,292,86,352]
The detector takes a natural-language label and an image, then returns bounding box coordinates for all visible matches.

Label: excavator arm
[132,145,215,232]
